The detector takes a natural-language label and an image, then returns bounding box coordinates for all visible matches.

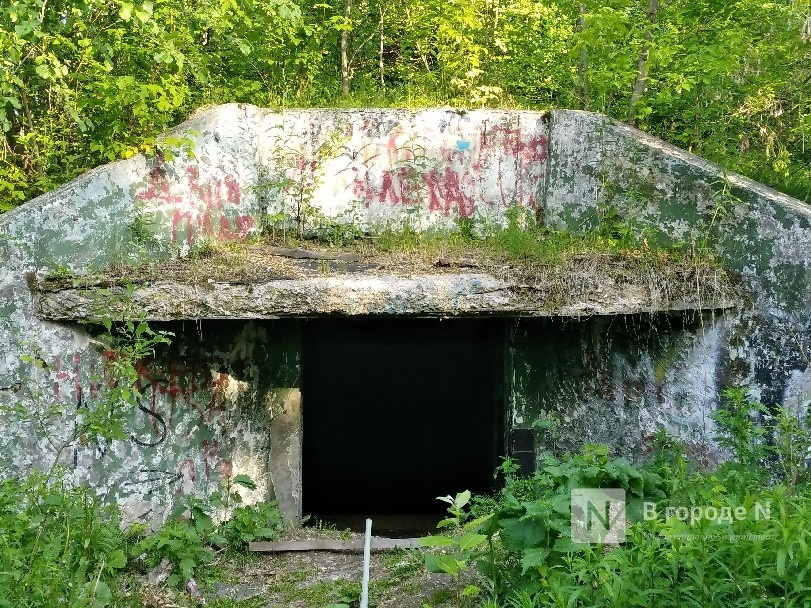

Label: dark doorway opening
[302,317,507,526]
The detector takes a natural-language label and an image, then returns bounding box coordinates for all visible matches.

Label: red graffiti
[378,170,396,205]
[177,458,196,484]
[51,352,106,401]
[348,124,548,216]
[51,351,234,447]
[137,165,253,245]
[47,350,251,498]
[423,167,475,217]
[217,458,234,479]
[136,164,183,207]
[52,356,68,400]
[489,125,548,163]
[488,126,548,210]
[132,360,232,431]
[209,373,230,419]
[598,370,616,400]
[201,439,228,478]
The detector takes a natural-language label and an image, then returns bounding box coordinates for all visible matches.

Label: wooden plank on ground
[249,537,422,552]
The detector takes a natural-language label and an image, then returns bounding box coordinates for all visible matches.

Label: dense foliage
[0,473,127,607]
[1,0,810,209]
[422,388,811,607]
[0,469,284,606]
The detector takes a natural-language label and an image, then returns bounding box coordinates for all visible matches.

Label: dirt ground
[211,544,455,607]
[129,529,461,608]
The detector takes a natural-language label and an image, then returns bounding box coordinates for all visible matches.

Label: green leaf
[34,63,51,80]
[458,533,487,552]
[454,490,472,510]
[425,553,459,575]
[552,536,583,554]
[777,548,787,576]
[14,20,38,38]
[420,535,455,548]
[91,581,112,606]
[521,547,551,573]
[233,474,257,490]
[462,585,480,597]
[107,549,127,569]
[499,517,547,550]
[0,95,20,110]
[462,512,494,532]
[119,2,133,21]
[179,557,196,577]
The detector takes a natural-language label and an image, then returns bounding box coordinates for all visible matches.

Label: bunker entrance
[302,318,507,528]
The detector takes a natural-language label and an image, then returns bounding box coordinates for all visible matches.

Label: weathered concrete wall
[257,109,548,231]
[511,313,728,466]
[0,105,270,527]
[536,112,811,448]
[0,104,809,522]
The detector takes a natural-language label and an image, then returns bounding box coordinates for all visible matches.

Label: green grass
[272,203,721,272]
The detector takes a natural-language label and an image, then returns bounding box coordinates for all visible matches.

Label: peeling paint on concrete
[543,110,811,432]
[1,104,810,522]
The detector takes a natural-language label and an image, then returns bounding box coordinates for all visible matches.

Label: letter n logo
[570,488,626,545]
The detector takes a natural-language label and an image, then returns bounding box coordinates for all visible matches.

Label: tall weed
[0,472,127,607]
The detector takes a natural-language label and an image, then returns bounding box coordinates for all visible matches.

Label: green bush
[0,468,284,600]
[132,474,285,586]
[219,500,285,550]
[426,392,811,607]
[0,472,127,608]
[132,519,214,587]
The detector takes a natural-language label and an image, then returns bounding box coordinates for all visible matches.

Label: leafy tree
[1,0,809,208]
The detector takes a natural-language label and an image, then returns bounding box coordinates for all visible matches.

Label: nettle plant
[133,472,284,586]
[0,471,129,608]
[418,388,811,608]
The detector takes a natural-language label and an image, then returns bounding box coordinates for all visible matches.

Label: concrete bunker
[2,105,810,529]
[39,302,724,527]
[31,234,739,525]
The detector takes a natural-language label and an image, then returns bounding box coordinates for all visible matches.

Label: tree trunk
[578,2,590,111]
[627,0,659,125]
[340,0,353,97]
[19,88,44,180]
[379,5,385,87]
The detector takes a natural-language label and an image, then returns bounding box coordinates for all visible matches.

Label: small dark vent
[511,427,536,476]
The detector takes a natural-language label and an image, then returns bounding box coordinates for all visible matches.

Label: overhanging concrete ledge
[35,269,742,320]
